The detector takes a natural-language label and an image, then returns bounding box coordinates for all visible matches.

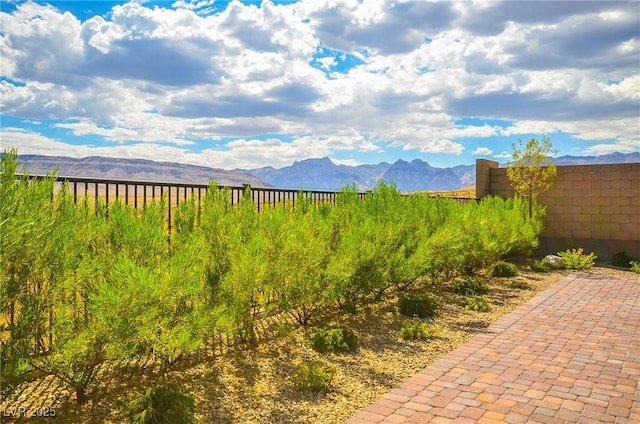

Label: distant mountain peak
[14,155,269,187]
[294,157,334,166]
[12,151,637,193]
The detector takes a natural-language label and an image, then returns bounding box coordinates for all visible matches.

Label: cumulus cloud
[493,151,512,159]
[460,0,613,37]
[299,0,457,55]
[473,147,493,155]
[1,127,334,169]
[0,0,638,167]
[583,137,640,155]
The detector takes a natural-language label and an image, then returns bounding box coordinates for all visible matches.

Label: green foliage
[452,279,489,296]
[1,149,550,405]
[527,258,551,273]
[631,261,640,274]
[398,293,440,318]
[292,362,336,393]
[558,248,597,270]
[399,320,439,340]
[489,261,519,277]
[509,280,531,290]
[611,250,637,268]
[464,296,491,312]
[506,136,558,218]
[275,323,294,338]
[275,196,333,325]
[309,326,359,353]
[0,353,32,398]
[122,383,195,424]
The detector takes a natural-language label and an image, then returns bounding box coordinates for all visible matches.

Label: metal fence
[26,175,364,234]
[26,174,476,234]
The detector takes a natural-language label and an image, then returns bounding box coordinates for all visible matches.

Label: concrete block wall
[476,160,640,260]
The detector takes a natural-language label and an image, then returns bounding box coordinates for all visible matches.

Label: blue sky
[1,0,638,169]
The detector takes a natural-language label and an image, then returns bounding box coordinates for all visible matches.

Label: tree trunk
[75,386,86,404]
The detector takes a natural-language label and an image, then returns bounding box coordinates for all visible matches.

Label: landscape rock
[544,255,564,269]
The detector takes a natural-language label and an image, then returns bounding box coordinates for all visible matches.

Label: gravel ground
[2,265,634,423]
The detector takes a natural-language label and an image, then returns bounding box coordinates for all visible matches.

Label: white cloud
[172,0,216,12]
[1,127,194,162]
[1,0,638,168]
[473,147,493,155]
[493,151,511,159]
[316,56,336,70]
[501,118,640,146]
[54,119,194,145]
[582,138,640,156]
[0,127,383,169]
[421,139,465,155]
[331,157,363,167]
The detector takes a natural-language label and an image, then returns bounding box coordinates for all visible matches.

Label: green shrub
[309,326,359,353]
[399,320,439,340]
[631,261,640,274]
[452,279,488,296]
[276,323,294,338]
[398,293,440,318]
[464,296,491,312]
[489,260,519,277]
[509,280,531,290]
[122,383,195,424]
[558,248,597,270]
[292,362,336,393]
[527,258,551,273]
[611,250,637,268]
[0,354,32,398]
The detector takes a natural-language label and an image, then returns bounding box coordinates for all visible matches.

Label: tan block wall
[480,161,640,259]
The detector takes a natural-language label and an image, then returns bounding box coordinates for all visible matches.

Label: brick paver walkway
[347,272,640,423]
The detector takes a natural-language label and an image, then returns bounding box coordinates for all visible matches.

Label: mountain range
[11,151,639,192]
[244,157,475,191]
[13,154,268,187]
[243,151,638,191]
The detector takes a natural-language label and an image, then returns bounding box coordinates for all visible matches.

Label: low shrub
[489,260,519,277]
[399,320,439,340]
[509,280,531,290]
[631,261,640,274]
[292,362,336,393]
[464,296,491,312]
[398,293,440,318]
[611,250,637,268]
[121,383,196,424]
[309,326,359,353]
[527,258,551,273]
[0,355,32,399]
[452,279,488,296]
[558,248,597,270]
[276,323,294,338]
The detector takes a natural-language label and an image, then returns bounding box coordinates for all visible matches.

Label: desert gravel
[1,265,633,423]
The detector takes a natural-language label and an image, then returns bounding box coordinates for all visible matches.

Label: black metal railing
[25,175,356,234]
[24,174,476,234]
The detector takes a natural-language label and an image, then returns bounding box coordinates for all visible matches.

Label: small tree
[506,136,558,218]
